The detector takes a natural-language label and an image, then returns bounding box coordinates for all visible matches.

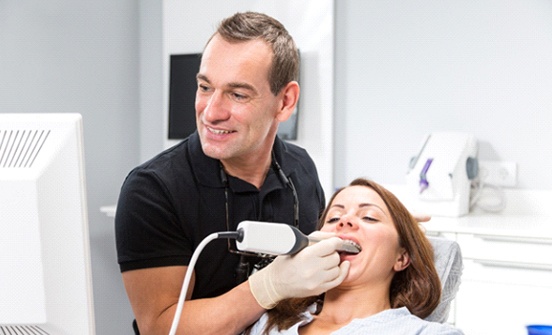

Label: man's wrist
[248,268,279,310]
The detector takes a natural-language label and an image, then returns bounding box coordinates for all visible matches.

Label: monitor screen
[168,53,201,140]
[0,113,95,334]
[167,53,300,141]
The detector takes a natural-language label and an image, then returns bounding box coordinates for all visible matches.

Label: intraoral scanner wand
[236,220,361,255]
[308,237,362,254]
[169,221,360,335]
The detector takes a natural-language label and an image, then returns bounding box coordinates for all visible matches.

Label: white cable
[167,222,310,334]
[469,176,507,213]
[168,232,222,335]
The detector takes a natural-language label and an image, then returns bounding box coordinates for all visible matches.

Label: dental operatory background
[1,1,551,334]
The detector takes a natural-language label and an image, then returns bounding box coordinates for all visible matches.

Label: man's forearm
[153,281,265,335]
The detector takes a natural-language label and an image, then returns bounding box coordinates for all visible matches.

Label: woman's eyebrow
[328,203,389,220]
[359,203,382,210]
[330,203,385,212]
[359,203,389,218]
[331,202,382,209]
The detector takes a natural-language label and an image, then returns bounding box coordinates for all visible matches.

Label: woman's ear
[275,81,300,122]
[394,248,410,272]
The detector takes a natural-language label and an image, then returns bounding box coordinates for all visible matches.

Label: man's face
[195,34,281,163]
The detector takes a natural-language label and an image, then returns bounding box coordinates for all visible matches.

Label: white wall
[139,0,164,164]
[0,1,139,334]
[335,0,552,190]
[159,0,335,196]
[3,1,551,334]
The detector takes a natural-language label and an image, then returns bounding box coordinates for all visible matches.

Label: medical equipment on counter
[168,221,360,335]
[406,132,478,217]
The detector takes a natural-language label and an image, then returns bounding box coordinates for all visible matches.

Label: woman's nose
[337,216,358,231]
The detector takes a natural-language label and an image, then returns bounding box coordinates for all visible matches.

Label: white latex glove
[248,231,350,309]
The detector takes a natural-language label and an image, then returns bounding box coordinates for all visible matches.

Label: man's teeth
[209,128,232,134]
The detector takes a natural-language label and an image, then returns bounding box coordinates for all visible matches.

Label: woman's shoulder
[391,308,464,335]
[335,308,464,335]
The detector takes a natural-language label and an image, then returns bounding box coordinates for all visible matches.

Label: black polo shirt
[115,132,325,299]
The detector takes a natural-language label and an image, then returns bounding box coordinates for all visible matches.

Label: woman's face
[320,185,409,286]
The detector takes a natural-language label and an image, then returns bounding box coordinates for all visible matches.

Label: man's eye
[231,92,248,101]
[198,84,210,92]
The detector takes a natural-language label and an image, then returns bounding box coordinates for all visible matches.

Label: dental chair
[425,236,463,324]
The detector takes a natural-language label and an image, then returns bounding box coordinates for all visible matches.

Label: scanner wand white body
[235,221,360,255]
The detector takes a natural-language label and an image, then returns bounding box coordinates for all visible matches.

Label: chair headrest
[425,236,463,323]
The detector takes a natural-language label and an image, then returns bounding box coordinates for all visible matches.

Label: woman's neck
[299,286,392,335]
[316,284,391,326]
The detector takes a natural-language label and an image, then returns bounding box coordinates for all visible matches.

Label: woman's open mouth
[337,240,361,255]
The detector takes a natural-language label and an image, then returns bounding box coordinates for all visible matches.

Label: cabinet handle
[472,259,552,271]
[474,234,552,245]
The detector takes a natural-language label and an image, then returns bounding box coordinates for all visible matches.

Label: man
[115,12,349,335]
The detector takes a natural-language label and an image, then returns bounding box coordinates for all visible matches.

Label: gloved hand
[248,231,350,309]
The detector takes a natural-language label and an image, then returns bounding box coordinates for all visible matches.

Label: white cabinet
[453,234,552,335]
[427,228,552,335]
[392,187,552,334]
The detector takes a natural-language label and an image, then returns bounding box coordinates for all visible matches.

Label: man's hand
[248,232,350,309]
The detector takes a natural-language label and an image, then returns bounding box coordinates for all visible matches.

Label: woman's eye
[326,217,340,224]
[362,216,378,222]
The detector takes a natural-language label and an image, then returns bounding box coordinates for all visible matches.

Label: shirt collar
[189,133,293,190]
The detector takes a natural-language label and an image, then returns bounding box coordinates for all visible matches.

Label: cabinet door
[455,259,552,335]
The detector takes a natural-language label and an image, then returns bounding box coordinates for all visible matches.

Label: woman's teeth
[337,240,361,254]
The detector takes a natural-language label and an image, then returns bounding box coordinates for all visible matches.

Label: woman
[246,178,463,335]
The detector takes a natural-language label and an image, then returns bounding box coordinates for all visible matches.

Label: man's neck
[221,151,272,189]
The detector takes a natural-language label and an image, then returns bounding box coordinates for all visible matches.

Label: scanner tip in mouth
[337,240,361,254]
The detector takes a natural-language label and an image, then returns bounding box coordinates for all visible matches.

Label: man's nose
[202,92,230,122]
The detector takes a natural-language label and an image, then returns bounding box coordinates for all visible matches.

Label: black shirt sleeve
[115,167,192,272]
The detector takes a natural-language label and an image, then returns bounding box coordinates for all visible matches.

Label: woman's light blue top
[247,306,464,335]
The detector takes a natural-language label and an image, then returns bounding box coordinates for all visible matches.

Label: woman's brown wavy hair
[246,178,441,334]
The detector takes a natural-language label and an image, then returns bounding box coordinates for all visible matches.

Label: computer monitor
[167,53,300,141]
[0,113,95,334]
[168,53,201,140]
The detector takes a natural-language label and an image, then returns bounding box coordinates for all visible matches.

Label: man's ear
[276,81,300,122]
[394,248,410,272]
